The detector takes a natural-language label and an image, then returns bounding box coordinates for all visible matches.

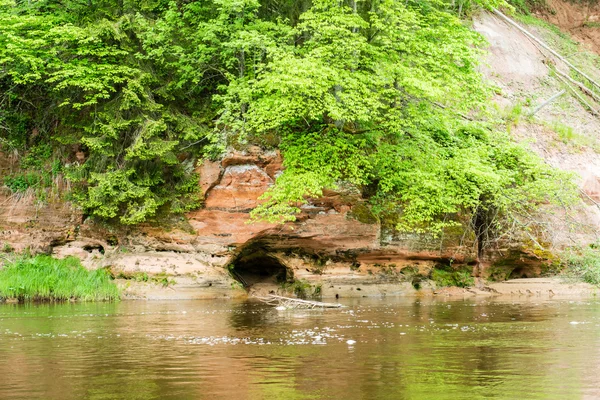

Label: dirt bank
[540,0,600,54]
[118,276,597,300]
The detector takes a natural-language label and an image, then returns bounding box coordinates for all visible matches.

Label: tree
[0,0,576,244]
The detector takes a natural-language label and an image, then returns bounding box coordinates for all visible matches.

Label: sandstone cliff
[2,4,600,299]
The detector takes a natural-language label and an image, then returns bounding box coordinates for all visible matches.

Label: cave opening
[229,249,291,288]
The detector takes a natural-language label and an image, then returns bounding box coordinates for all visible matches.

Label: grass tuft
[431,267,475,288]
[0,255,120,302]
[562,246,600,285]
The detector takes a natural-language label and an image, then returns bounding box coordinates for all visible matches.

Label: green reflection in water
[0,298,599,399]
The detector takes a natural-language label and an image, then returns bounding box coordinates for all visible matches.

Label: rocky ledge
[0,147,570,299]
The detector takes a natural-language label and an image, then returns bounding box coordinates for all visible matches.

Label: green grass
[562,246,600,285]
[505,102,525,130]
[0,255,120,302]
[547,120,600,151]
[552,121,576,142]
[431,267,475,288]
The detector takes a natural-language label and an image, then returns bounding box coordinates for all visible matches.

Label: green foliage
[240,0,576,237]
[547,120,600,151]
[506,0,548,14]
[505,102,525,129]
[2,143,63,196]
[4,173,46,192]
[114,270,176,286]
[0,0,211,223]
[115,271,149,282]
[283,279,321,299]
[0,0,576,241]
[21,143,53,168]
[562,246,600,286]
[253,111,576,235]
[552,121,576,143]
[0,255,120,302]
[152,272,177,287]
[431,265,475,288]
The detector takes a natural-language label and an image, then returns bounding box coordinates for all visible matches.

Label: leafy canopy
[0,0,575,237]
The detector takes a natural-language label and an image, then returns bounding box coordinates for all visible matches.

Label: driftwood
[493,9,600,93]
[554,73,600,115]
[529,89,565,116]
[554,69,600,104]
[256,294,345,309]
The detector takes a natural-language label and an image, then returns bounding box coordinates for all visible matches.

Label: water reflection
[229,299,281,329]
[0,298,599,399]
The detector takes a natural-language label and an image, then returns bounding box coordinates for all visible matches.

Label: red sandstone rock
[196,160,222,198]
[582,175,600,202]
[204,165,273,210]
[0,147,548,292]
[188,209,279,247]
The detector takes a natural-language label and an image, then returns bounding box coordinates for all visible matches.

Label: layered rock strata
[0,143,547,299]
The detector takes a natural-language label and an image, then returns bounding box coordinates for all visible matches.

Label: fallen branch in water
[256,294,345,309]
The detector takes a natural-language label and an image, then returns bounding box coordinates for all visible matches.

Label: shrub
[562,246,600,285]
[283,279,321,299]
[431,267,475,288]
[4,173,44,192]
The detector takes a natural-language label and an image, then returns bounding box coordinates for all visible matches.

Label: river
[0,297,599,399]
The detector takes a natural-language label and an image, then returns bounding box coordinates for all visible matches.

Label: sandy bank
[118,277,598,301]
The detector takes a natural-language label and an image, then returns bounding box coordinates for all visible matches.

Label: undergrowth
[562,245,600,285]
[430,266,475,288]
[507,0,549,15]
[0,255,120,302]
[114,270,176,287]
[282,279,322,299]
[546,120,600,151]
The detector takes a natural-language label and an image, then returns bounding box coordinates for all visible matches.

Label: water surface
[1,297,599,399]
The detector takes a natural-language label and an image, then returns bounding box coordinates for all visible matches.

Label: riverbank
[3,6,600,305]
[116,276,598,301]
[1,250,597,303]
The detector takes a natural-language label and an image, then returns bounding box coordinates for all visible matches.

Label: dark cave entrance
[229,249,291,288]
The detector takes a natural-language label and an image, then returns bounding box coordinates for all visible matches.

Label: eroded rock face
[4,11,600,298]
[541,0,600,54]
[189,148,380,254]
[0,192,81,254]
[474,13,548,92]
[474,11,600,250]
[582,175,600,202]
[0,147,547,299]
[204,165,271,210]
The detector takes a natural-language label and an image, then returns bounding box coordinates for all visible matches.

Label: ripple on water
[1,298,600,399]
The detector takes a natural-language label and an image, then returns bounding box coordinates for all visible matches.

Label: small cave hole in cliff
[229,249,290,289]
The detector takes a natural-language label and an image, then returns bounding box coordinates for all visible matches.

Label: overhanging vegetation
[0,0,577,255]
